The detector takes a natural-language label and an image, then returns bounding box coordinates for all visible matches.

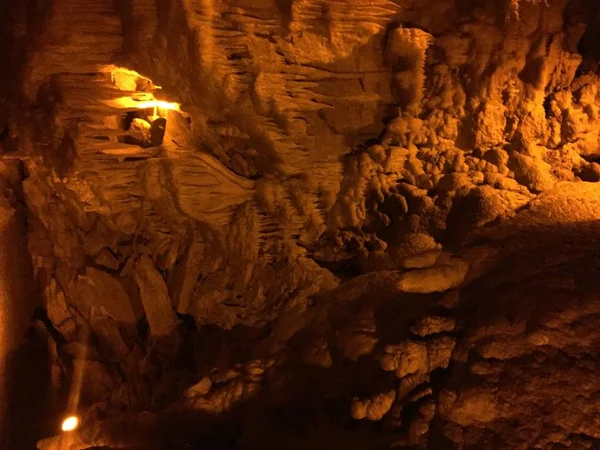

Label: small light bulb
[61,415,79,432]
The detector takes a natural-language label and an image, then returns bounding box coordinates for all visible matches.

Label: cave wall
[13,0,600,329]
[0,161,47,449]
[3,0,600,448]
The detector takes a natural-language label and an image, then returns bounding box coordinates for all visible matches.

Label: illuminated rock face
[3,0,600,448]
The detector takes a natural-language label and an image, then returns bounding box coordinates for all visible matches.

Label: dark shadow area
[33,218,600,449]
[0,167,50,449]
[1,330,52,450]
[425,218,600,447]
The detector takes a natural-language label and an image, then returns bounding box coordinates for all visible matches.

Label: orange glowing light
[133,100,180,111]
[99,65,181,118]
[101,65,161,91]
[104,97,180,113]
[61,415,79,432]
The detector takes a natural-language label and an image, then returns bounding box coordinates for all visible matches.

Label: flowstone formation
[2,0,600,448]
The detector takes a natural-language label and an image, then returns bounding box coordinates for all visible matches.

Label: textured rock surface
[2,0,600,448]
[0,161,48,449]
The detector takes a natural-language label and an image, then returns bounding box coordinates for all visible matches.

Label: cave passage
[3,0,600,449]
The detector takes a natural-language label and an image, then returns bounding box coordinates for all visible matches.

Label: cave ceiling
[2,0,600,448]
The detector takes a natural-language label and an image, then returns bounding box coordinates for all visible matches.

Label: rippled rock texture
[3,0,600,448]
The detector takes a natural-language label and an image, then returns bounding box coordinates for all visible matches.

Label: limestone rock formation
[2,0,600,448]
